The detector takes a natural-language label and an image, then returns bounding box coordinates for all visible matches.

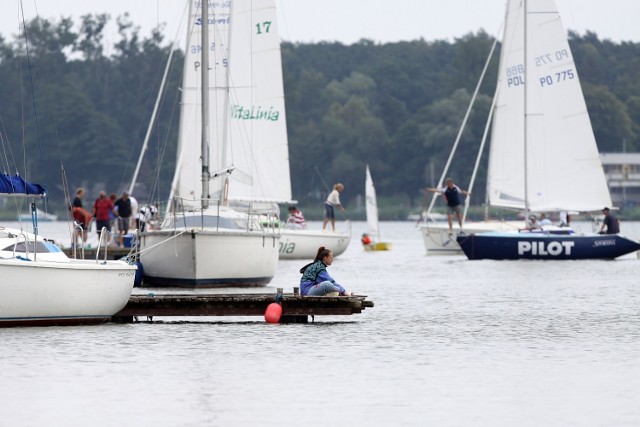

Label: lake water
[1,220,640,426]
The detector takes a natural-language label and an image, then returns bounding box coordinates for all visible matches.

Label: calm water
[1,220,640,427]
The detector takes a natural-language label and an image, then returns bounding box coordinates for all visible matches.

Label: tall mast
[523,0,530,217]
[201,0,211,209]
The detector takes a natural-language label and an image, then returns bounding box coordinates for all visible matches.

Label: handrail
[72,221,85,260]
[94,226,109,264]
[12,232,29,259]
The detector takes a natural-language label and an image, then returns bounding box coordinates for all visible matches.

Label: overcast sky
[2,0,639,51]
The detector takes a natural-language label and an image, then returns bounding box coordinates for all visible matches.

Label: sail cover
[0,174,45,196]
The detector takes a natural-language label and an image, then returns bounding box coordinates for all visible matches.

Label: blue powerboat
[456,230,640,260]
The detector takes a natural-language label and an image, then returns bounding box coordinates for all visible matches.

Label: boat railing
[160,197,280,235]
[11,231,31,260]
[95,226,110,264]
[72,221,85,260]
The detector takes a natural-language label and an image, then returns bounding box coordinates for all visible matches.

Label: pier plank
[112,293,373,322]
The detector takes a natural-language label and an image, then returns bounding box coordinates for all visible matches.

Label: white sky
[2,0,639,51]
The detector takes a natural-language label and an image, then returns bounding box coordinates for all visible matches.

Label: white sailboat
[17,207,58,222]
[0,178,136,326]
[363,165,391,251]
[457,0,640,260]
[139,0,281,287]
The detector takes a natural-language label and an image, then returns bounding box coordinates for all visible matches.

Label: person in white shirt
[322,183,345,231]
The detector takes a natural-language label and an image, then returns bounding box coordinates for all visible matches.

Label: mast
[201,0,211,209]
[523,0,530,218]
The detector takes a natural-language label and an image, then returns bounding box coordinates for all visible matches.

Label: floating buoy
[264,302,282,323]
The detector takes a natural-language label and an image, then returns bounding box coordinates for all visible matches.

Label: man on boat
[599,207,620,234]
[522,214,542,231]
[425,178,470,233]
[539,213,552,226]
[322,183,345,231]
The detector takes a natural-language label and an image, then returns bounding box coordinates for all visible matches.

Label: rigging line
[148,80,182,207]
[314,166,347,220]
[128,0,188,195]
[425,33,500,220]
[313,165,330,192]
[20,1,76,222]
[0,115,17,175]
[18,0,44,165]
[60,165,76,241]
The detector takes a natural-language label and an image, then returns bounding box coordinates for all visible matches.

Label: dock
[63,247,133,260]
[113,291,374,323]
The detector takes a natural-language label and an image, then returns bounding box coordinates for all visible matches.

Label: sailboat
[17,207,58,222]
[0,177,136,326]
[138,0,281,286]
[363,165,391,251]
[456,0,640,260]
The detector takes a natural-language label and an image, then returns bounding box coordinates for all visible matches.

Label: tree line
[1,15,639,217]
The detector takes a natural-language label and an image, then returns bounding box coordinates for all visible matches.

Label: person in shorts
[425,178,471,233]
[322,183,345,231]
[92,191,119,245]
[114,192,133,247]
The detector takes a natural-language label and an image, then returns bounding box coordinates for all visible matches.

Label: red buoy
[264,303,282,323]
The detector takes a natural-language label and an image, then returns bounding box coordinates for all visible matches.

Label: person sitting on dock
[299,247,352,297]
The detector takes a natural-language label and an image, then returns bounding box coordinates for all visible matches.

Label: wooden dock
[112,291,374,323]
[63,247,133,260]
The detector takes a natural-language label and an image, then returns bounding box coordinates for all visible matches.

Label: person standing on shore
[71,187,90,247]
[114,192,133,247]
[92,191,119,245]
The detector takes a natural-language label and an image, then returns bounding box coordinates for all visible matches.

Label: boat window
[1,241,57,253]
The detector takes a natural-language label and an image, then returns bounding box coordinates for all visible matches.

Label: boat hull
[420,221,523,255]
[456,231,640,260]
[0,259,136,327]
[364,242,392,251]
[139,229,279,287]
[278,228,351,260]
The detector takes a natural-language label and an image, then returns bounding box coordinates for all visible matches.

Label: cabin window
[1,241,55,253]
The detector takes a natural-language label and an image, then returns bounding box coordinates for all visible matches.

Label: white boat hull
[279,228,351,259]
[0,258,135,326]
[140,229,279,287]
[420,221,524,255]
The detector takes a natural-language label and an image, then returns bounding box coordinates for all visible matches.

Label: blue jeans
[306,281,339,296]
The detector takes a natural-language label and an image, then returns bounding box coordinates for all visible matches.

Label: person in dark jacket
[599,207,620,234]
